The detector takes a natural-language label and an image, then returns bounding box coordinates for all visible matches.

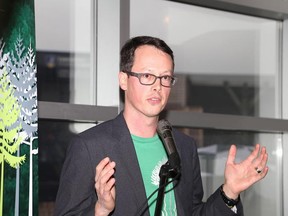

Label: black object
[155,119,181,216]
[157,119,181,172]
[220,184,240,208]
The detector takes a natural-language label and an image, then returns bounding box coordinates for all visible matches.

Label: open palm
[223,144,268,198]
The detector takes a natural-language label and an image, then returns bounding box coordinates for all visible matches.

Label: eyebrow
[139,69,173,75]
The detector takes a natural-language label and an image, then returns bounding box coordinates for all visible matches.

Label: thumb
[226,144,237,165]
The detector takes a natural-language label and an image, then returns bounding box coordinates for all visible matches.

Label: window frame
[37,1,288,215]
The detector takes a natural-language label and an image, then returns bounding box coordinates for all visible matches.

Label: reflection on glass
[37,52,91,104]
[35,0,94,105]
[131,0,281,118]
[176,127,282,216]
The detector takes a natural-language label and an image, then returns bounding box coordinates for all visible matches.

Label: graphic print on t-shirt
[132,134,177,215]
[151,157,177,216]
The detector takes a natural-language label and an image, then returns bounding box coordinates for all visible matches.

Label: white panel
[96,0,120,106]
[70,0,94,105]
[35,0,72,52]
[283,19,288,216]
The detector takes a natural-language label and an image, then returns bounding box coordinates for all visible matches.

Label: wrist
[220,184,240,208]
[95,202,110,216]
[222,183,239,200]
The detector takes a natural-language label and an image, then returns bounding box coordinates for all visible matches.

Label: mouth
[147,97,161,104]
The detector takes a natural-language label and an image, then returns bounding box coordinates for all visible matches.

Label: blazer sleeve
[192,151,244,215]
[174,129,244,216]
[191,145,244,216]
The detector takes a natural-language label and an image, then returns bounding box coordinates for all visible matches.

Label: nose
[153,77,162,91]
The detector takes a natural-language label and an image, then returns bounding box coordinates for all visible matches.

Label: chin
[145,110,162,118]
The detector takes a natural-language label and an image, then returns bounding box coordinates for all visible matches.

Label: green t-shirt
[132,134,177,215]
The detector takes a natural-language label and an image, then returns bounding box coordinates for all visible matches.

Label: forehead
[133,45,173,71]
[134,45,168,57]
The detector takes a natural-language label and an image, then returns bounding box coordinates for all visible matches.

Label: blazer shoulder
[76,113,128,142]
[172,127,197,145]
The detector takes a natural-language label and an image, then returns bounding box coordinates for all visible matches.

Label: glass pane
[131,0,281,118]
[35,0,95,105]
[38,120,96,215]
[176,127,282,216]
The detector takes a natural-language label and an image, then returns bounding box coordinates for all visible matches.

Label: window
[36,0,287,215]
[131,0,281,118]
[130,1,285,215]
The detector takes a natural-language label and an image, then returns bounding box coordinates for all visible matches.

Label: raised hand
[223,144,268,199]
[94,157,116,216]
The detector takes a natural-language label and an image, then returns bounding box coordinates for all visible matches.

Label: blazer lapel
[111,113,150,215]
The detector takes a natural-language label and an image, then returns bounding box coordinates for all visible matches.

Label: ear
[119,71,128,91]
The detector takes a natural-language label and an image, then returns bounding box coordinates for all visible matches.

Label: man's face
[119,45,174,119]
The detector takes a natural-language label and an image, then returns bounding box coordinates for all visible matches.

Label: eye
[142,73,153,79]
[162,75,172,81]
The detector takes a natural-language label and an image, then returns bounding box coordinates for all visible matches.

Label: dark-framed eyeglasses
[123,71,177,88]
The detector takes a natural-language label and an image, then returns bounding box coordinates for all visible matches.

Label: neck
[123,110,159,138]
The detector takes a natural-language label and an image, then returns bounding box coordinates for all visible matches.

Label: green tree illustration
[7,36,38,216]
[0,68,25,216]
[2,1,35,54]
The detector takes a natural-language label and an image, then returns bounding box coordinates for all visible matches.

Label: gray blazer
[54,112,243,216]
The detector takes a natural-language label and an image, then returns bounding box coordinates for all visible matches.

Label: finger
[99,165,115,184]
[252,147,264,166]
[256,148,268,173]
[247,144,261,163]
[98,177,116,212]
[104,177,116,195]
[97,162,116,186]
[98,168,116,195]
[259,166,269,178]
[253,146,268,168]
[95,157,110,181]
[226,144,237,165]
[96,161,116,192]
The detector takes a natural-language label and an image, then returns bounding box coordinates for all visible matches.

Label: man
[54,36,268,216]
